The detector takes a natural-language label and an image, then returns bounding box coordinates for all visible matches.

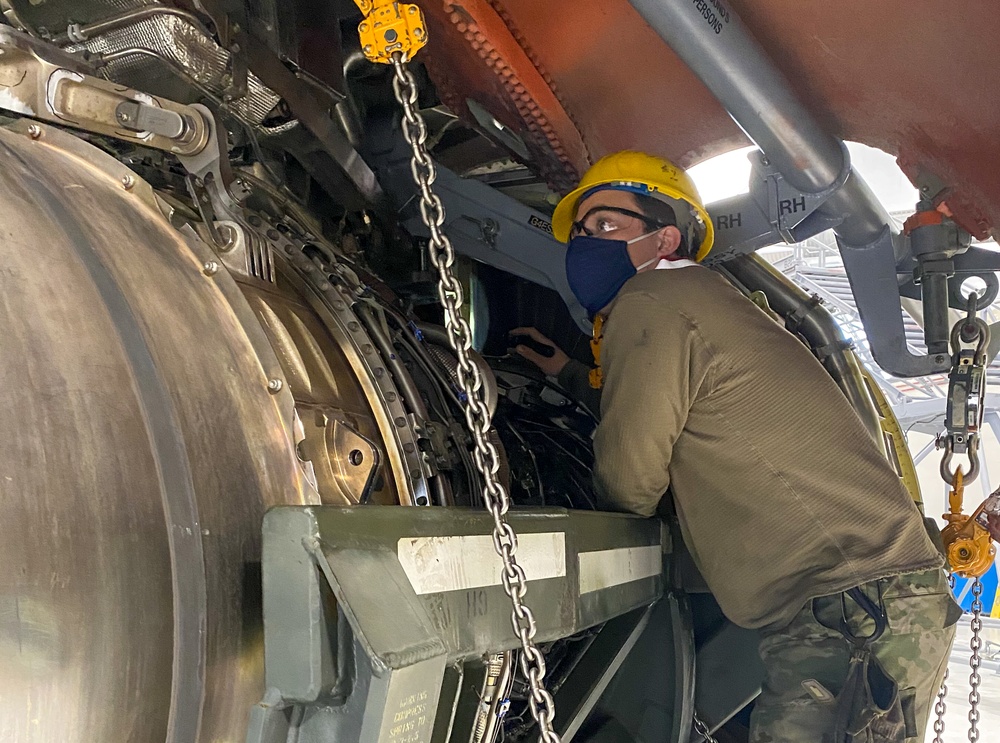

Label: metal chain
[968,578,983,742]
[932,572,956,743]
[932,668,949,743]
[692,710,719,743]
[389,53,561,742]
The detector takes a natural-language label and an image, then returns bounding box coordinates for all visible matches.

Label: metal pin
[267,378,283,393]
[202,260,220,276]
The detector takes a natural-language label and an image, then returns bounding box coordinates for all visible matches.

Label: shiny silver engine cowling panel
[0,118,413,742]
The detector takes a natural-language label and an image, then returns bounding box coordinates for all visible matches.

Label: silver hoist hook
[349,2,562,739]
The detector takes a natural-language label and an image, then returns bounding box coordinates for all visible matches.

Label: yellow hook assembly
[941,469,997,578]
[354,1,428,65]
[588,315,604,389]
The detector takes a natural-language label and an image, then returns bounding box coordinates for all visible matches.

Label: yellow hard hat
[552,151,714,261]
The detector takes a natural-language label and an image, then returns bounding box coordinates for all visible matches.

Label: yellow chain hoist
[940,469,998,577]
[353,0,428,64]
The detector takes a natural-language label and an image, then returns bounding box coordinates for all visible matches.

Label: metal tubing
[52,6,215,46]
[723,255,886,449]
[358,305,429,422]
[819,171,900,252]
[628,0,896,248]
[628,0,950,376]
[628,0,844,195]
[414,322,499,418]
[921,272,952,355]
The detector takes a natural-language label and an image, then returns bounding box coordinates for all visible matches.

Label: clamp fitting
[354,1,428,64]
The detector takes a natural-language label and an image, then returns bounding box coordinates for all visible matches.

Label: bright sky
[688,142,919,213]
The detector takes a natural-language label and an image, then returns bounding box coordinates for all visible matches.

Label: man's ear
[655,226,683,259]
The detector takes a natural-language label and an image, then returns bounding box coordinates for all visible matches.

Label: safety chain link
[932,668,949,743]
[969,578,983,742]
[389,53,561,742]
[692,710,719,743]
[932,572,956,743]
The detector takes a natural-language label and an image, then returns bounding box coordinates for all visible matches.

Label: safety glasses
[569,206,668,239]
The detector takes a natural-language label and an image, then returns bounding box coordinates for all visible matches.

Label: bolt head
[121,174,135,190]
[202,260,220,276]
[267,378,283,393]
[216,224,238,251]
[27,124,41,139]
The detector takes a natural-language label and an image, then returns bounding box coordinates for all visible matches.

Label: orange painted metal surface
[421,0,1000,237]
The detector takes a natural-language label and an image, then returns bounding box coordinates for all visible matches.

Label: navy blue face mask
[565,232,660,315]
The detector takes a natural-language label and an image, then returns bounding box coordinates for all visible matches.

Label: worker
[512,151,962,742]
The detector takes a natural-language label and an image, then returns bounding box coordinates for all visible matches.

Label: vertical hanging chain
[389,53,561,742]
[937,295,990,743]
[692,711,720,743]
[968,578,983,742]
[932,572,956,743]
[933,668,950,743]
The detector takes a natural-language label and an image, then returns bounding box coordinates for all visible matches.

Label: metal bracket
[0,26,209,156]
[701,148,850,265]
[750,144,851,242]
[369,138,591,330]
[249,506,664,743]
[840,227,952,376]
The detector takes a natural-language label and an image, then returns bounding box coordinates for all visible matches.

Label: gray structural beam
[401,166,591,331]
[628,0,952,378]
[248,506,664,743]
[367,127,592,332]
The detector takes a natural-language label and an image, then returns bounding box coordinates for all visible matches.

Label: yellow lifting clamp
[940,469,998,578]
[588,315,604,389]
[353,1,428,64]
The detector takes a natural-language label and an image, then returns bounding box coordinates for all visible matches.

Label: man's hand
[509,327,571,377]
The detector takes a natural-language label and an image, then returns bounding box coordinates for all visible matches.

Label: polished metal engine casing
[0,119,405,742]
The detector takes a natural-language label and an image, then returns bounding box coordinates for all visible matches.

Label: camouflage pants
[749,569,961,742]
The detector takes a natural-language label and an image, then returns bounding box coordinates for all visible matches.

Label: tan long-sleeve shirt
[561,265,941,630]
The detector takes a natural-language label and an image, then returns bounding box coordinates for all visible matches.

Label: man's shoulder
[619,266,734,307]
